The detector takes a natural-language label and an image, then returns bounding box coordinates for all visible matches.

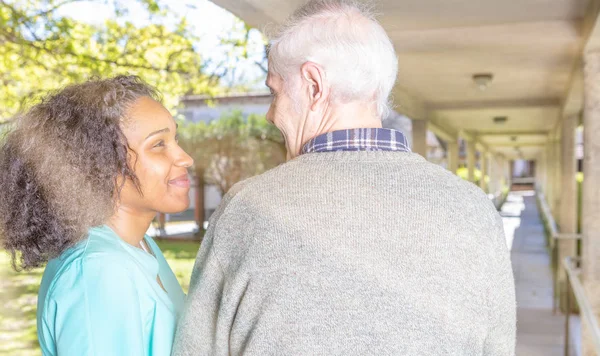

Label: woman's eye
[153,140,165,148]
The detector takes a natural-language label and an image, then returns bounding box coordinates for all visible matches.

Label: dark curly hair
[0,75,159,270]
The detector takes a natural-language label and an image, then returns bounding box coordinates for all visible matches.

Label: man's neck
[315,102,382,134]
[287,101,383,160]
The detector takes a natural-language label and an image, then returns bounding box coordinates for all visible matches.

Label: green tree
[215,17,268,89]
[0,0,278,191]
[178,110,285,194]
[0,0,218,120]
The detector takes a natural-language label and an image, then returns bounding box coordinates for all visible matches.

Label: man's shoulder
[221,161,294,204]
[219,152,498,225]
[227,153,491,203]
[408,158,493,202]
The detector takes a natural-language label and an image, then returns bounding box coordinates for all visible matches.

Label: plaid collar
[300,128,411,155]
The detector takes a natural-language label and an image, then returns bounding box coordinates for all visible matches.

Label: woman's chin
[157,199,190,214]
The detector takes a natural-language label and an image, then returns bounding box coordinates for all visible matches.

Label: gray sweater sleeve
[483,214,517,355]
[171,229,229,356]
[171,182,249,356]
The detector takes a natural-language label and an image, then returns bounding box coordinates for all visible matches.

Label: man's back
[173,151,515,355]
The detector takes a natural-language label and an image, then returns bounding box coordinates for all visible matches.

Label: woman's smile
[168,173,191,189]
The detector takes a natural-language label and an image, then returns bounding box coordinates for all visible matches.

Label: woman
[0,76,194,355]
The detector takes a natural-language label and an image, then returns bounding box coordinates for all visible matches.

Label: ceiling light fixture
[473,73,494,91]
[493,116,508,124]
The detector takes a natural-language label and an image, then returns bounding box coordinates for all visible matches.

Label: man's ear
[300,61,329,112]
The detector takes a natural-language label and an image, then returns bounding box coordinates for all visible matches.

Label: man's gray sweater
[173,151,516,355]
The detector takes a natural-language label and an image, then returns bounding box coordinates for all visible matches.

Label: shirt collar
[300,128,411,155]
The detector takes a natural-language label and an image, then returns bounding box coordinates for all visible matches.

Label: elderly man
[173,1,516,355]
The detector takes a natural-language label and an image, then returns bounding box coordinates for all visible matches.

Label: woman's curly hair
[0,75,159,270]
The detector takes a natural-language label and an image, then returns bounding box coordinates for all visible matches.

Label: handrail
[563,257,600,356]
[536,190,582,241]
[535,189,583,315]
[512,177,536,184]
[555,233,584,240]
[537,190,560,242]
[535,187,597,355]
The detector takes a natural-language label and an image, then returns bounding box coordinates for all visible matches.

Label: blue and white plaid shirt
[300,128,411,154]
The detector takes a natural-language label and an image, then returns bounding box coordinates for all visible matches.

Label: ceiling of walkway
[212,0,596,160]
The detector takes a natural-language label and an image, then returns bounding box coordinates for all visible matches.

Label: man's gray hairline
[263,0,379,41]
[268,58,395,119]
[265,0,393,118]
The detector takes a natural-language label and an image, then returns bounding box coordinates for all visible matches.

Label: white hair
[267,0,398,118]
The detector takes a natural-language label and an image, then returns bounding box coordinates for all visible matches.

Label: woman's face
[118,96,194,214]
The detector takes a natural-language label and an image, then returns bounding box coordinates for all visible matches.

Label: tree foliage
[0,0,218,120]
[215,17,268,88]
[0,0,277,192]
[178,111,285,194]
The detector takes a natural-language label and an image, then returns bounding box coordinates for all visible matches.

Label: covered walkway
[208,0,600,351]
[503,190,575,356]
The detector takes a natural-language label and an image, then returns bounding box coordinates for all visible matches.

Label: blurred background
[1,0,599,355]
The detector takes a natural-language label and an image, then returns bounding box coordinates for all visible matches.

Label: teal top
[37,225,185,356]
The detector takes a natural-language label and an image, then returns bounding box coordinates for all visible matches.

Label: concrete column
[504,158,512,188]
[558,114,579,312]
[488,154,496,194]
[582,50,600,355]
[553,139,562,214]
[480,151,488,192]
[448,141,459,174]
[494,155,508,207]
[466,141,476,182]
[545,142,555,211]
[411,119,427,158]
[488,153,497,195]
[497,155,505,189]
[543,144,549,195]
[537,150,547,193]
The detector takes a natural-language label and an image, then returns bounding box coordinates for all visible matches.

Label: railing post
[565,270,571,356]
[554,241,559,314]
[563,257,600,355]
